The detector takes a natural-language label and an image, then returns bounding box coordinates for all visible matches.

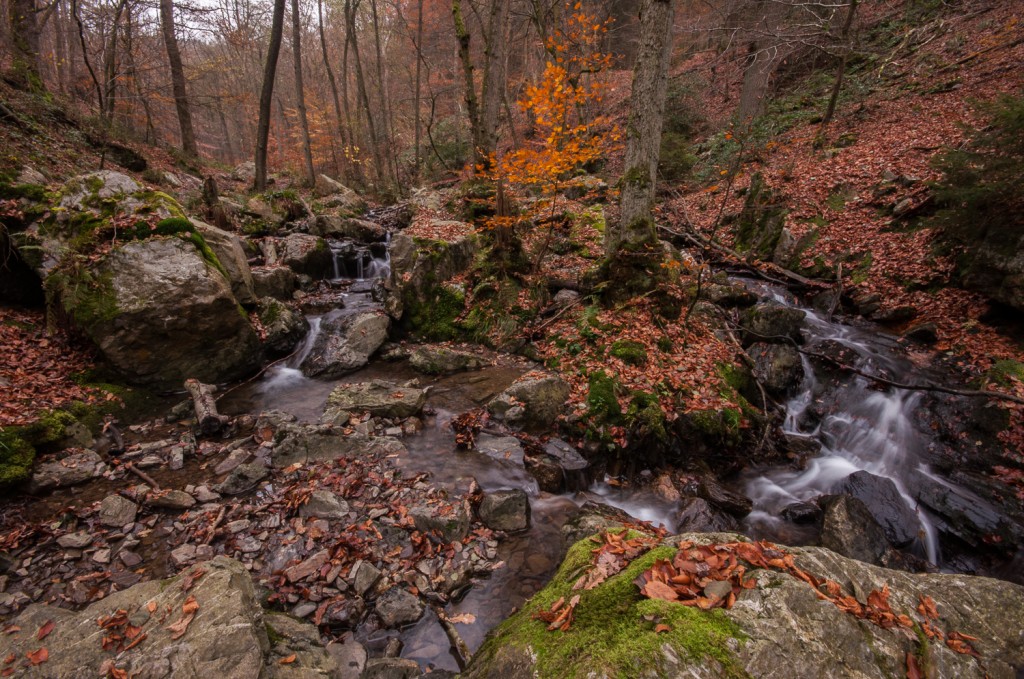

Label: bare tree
[159,0,198,156]
[291,0,315,184]
[7,0,45,91]
[254,0,287,191]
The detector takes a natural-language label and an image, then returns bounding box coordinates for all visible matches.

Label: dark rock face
[257,297,309,355]
[749,342,804,395]
[479,489,530,532]
[819,494,891,565]
[698,476,753,518]
[280,233,333,278]
[300,311,390,378]
[675,497,738,533]
[741,302,806,345]
[488,374,571,430]
[833,471,920,547]
[251,266,297,300]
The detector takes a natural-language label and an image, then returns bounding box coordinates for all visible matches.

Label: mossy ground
[476,536,746,678]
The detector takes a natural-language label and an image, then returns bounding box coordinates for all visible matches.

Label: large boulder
[741,302,806,345]
[266,420,406,467]
[819,494,891,565]
[58,170,140,210]
[257,297,309,355]
[833,471,920,547]
[488,373,571,429]
[311,215,385,242]
[192,219,256,305]
[251,266,297,300]
[0,557,310,678]
[322,379,427,419]
[409,345,487,375]
[51,237,261,387]
[748,342,804,395]
[300,310,390,378]
[387,229,478,323]
[465,533,1024,679]
[279,233,332,278]
[313,174,366,212]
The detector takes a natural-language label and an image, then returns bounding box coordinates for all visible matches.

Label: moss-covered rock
[0,428,36,486]
[609,339,648,366]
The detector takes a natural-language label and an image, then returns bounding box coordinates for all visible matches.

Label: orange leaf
[279,654,297,665]
[26,647,48,665]
[36,620,54,641]
[642,580,679,602]
[654,624,671,634]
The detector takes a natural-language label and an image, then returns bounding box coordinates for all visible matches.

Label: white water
[741,284,940,564]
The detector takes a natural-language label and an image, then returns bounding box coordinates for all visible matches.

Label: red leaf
[36,620,54,641]
[26,648,48,665]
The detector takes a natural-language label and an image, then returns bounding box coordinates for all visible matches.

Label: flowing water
[736,281,941,563]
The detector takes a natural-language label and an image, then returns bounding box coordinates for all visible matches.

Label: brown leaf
[36,620,54,641]
[917,595,938,620]
[26,647,48,665]
[654,624,671,634]
[166,595,199,640]
[2,654,14,665]
[642,580,679,602]
[905,652,923,679]
[279,654,297,665]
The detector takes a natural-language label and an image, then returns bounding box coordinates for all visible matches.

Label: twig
[125,462,160,491]
[430,603,472,671]
[216,346,303,402]
[203,505,228,545]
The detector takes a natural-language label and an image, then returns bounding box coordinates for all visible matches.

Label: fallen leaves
[533,594,582,632]
[166,595,200,640]
[98,608,147,653]
[26,647,48,665]
[451,409,488,449]
[36,620,54,641]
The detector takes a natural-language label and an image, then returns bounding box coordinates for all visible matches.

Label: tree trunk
[8,0,44,91]
[159,0,198,157]
[346,0,385,184]
[370,0,399,186]
[101,0,128,120]
[71,0,103,113]
[480,0,509,165]
[254,0,287,191]
[821,0,859,129]
[291,0,316,185]
[610,0,675,256]
[413,0,424,178]
[452,0,484,169]
[317,0,348,179]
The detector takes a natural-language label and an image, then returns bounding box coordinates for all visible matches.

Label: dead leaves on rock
[451,408,488,449]
[533,594,582,632]
[165,595,200,640]
[634,541,755,611]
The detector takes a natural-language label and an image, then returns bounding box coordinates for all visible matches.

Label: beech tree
[7,0,44,91]
[291,0,315,184]
[254,0,287,191]
[607,0,675,263]
[159,0,198,157]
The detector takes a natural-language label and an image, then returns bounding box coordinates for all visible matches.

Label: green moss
[0,182,49,203]
[186,231,229,279]
[610,339,648,366]
[586,370,622,425]
[623,165,651,190]
[407,283,466,341]
[264,621,285,645]
[987,360,1024,388]
[626,391,668,443]
[0,428,36,486]
[657,336,674,353]
[46,263,120,330]
[659,131,698,181]
[476,540,746,678]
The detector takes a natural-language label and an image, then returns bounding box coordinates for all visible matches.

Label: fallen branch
[430,603,472,671]
[202,505,228,545]
[125,462,160,491]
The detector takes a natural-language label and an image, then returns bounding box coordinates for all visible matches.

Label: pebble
[57,532,93,549]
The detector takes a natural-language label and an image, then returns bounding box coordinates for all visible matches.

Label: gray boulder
[52,237,260,388]
[410,501,471,542]
[215,462,269,495]
[409,345,487,375]
[280,233,332,278]
[28,450,106,492]
[98,494,138,527]
[834,471,920,547]
[748,342,804,395]
[58,170,140,209]
[300,311,390,378]
[299,490,350,520]
[313,175,365,211]
[251,266,297,300]
[375,587,424,628]
[192,219,256,305]
[322,379,426,419]
[488,373,570,429]
[257,297,309,355]
[675,497,739,533]
[741,302,806,345]
[387,229,478,320]
[270,423,406,468]
[479,489,530,532]
[819,494,890,565]
[465,533,1024,679]
[0,557,275,678]
[311,215,384,241]
[232,160,257,182]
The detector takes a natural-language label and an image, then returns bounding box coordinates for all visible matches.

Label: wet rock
[748,342,804,395]
[59,170,140,209]
[252,266,298,300]
[375,587,424,628]
[262,612,341,677]
[819,494,890,565]
[834,471,919,547]
[258,297,309,355]
[524,454,564,493]
[0,557,270,678]
[488,373,570,429]
[300,311,390,378]
[215,447,251,475]
[704,282,758,308]
[910,470,1024,548]
[410,502,471,542]
[781,501,822,525]
[215,462,269,495]
[553,289,580,306]
[312,215,384,241]
[99,495,138,527]
[299,490,350,520]
[362,658,421,679]
[561,501,636,547]
[326,637,367,679]
[698,476,753,518]
[270,424,405,467]
[280,233,332,278]
[903,322,939,344]
[740,302,806,345]
[409,345,487,375]
[28,450,106,492]
[466,533,1024,679]
[285,549,329,583]
[479,489,530,532]
[322,379,426,419]
[675,497,738,533]
[313,174,365,210]
[57,532,93,549]
[147,489,197,510]
[349,560,382,596]
[474,434,525,466]
[870,305,918,324]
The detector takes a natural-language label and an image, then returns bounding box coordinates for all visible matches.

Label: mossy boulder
[193,219,257,305]
[609,339,648,366]
[466,532,1024,678]
[49,238,260,388]
[488,372,571,430]
[257,297,308,355]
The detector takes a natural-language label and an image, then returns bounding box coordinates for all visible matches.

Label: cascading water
[739,281,941,564]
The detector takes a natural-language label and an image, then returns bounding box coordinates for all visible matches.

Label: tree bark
[254,0,287,191]
[185,379,228,436]
[413,0,424,178]
[101,0,129,120]
[159,0,198,157]
[8,0,45,91]
[480,0,509,165]
[291,0,316,185]
[346,0,385,184]
[452,0,484,169]
[610,0,675,256]
[821,0,859,129]
[317,0,348,179]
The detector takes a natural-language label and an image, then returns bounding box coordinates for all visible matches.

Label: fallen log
[185,379,228,436]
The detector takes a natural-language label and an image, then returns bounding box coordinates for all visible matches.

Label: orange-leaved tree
[487,3,620,273]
